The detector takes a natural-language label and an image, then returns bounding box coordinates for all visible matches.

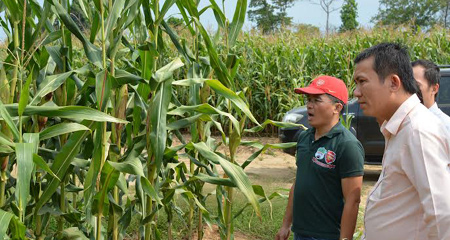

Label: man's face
[413,65,438,109]
[305,94,340,128]
[353,57,392,121]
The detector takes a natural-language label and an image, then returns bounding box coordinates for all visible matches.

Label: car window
[438,76,450,105]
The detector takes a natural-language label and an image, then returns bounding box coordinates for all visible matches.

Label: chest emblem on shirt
[314,147,327,160]
[325,150,336,164]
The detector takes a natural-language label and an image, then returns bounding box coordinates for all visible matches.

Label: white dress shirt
[364,94,450,240]
[429,102,450,133]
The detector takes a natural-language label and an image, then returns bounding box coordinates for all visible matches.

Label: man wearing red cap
[276,76,365,240]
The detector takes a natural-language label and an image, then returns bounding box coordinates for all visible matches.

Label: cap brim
[294,86,326,95]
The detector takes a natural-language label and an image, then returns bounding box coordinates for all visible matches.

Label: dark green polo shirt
[291,122,364,239]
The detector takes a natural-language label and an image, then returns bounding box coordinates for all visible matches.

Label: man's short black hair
[411,59,440,86]
[326,94,346,114]
[326,94,344,106]
[354,43,419,95]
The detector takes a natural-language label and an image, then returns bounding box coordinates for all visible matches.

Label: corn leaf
[0,100,20,142]
[18,71,33,116]
[36,121,95,211]
[206,79,259,125]
[33,154,60,181]
[108,158,145,177]
[228,0,247,47]
[191,142,261,217]
[3,104,127,123]
[0,209,14,239]
[150,78,173,172]
[39,122,91,141]
[15,143,34,220]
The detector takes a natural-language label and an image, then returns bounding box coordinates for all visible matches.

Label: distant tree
[339,0,358,32]
[439,0,450,28]
[167,16,184,28]
[248,0,297,34]
[292,23,321,36]
[307,0,340,35]
[273,0,297,26]
[373,0,440,29]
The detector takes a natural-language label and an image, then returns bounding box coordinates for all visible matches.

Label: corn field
[0,0,298,239]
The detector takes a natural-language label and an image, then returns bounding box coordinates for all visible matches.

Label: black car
[279,67,450,164]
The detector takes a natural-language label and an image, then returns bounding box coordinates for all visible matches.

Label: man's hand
[275,226,291,240]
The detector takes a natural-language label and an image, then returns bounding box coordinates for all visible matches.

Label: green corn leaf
[23,133,39,154]
[105,0,126,41]
[0,131,14,148]
[150,79,173,172]
[18,70,33,116]
[209,0,226,28]
[161,21,191,64]
[193,18,233,89]
[244,119,306,133]
[108,158,145,177]
[96,162,120,216]
[153,58,184,83]
[113,69,147,88]
[172,78,208,86]
[60,227,89,240]
[36,121,95,211]
[169,103,240,136]
[39,122,91,141]
[228,0,247,47]
[206,79,259,125]
[3,104,128,123]
[30,71,74,105]
[240,142,297,169]
[191,142,261,217]
[50,0,102,67]
[0,209,14,239]
[9,216,26,240]
[15,143,34,220]
[0,100,20,142]
[191,173,236,187]
[140,176,162,206]
[2,0,20,22]
[33,154,60,181]
[155,0,177,25]
[95,70,112,111]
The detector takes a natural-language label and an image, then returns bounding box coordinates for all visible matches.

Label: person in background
[275,75,364,240]
[353,43,450,240]
[412,59,450,132]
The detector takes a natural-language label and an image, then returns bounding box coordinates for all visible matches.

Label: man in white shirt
[353,43,450,240]
[412,59,450,132]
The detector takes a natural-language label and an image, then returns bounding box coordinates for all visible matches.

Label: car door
[437,74,450,115]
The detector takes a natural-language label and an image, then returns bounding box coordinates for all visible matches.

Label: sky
[0,0,380,40]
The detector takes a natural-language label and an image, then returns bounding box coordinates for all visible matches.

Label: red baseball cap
[294,76,348,104]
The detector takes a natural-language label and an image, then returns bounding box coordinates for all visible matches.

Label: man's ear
[431,83,439,96]
[334,103,344,114]
[388,74,402,92]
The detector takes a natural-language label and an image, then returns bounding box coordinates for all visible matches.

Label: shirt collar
[311,122,344,140]
[380,94,420,137]
[429,102,439,111]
